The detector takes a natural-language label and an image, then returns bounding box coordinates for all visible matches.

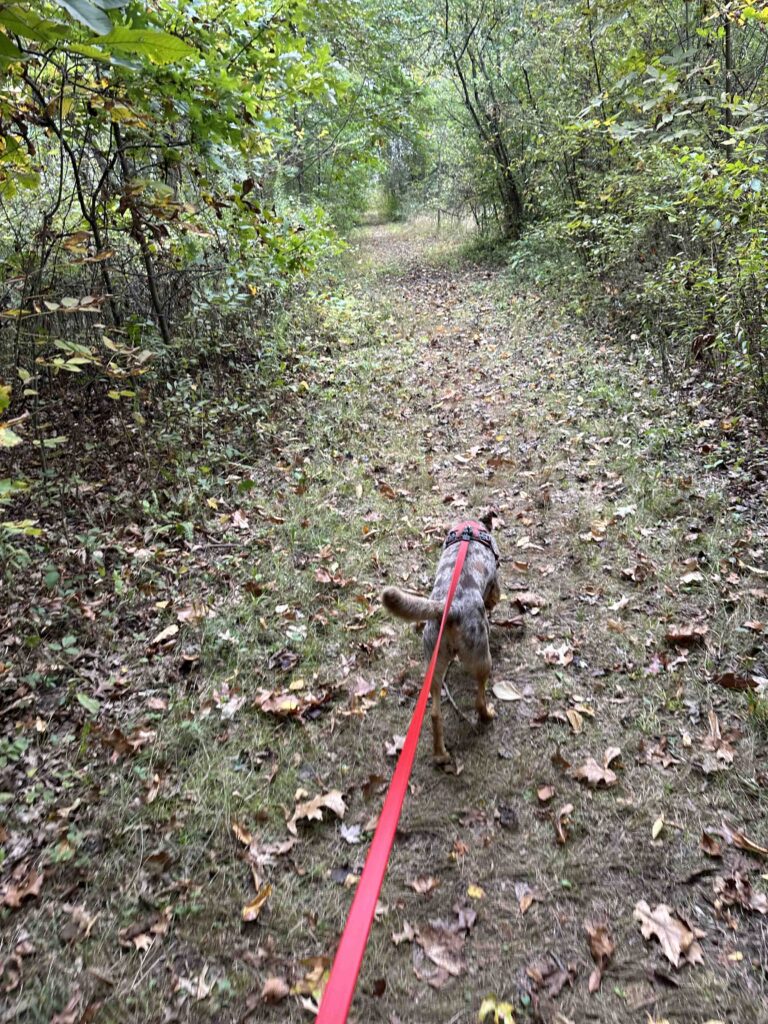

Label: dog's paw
[433,750,451,766]
[477,702,496,724]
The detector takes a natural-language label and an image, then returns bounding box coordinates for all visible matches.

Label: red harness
[315,523,481,1022]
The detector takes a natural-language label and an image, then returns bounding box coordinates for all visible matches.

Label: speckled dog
[382,514,501,764]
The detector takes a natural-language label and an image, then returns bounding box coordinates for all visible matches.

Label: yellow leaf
[242,882,272,922]
[566,708,584,734]
[479,996,515,1023]
[652,815,664,840]
[467,884,485,900]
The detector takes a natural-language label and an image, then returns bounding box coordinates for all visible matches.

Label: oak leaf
[633,901,702,968]
[287,790,346,835]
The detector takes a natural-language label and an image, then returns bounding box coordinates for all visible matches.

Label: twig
[443,681,472,724]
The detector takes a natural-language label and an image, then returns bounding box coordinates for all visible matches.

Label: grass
[2,219,768,1024]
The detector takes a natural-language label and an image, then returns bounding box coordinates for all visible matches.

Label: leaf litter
[6,224,768,1024]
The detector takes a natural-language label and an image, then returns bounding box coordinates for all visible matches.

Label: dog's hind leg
[473,641,495,724]
[430,650,452,764]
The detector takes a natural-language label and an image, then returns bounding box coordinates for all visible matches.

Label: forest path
[319,222,768,1024]
[4,223,767,1024]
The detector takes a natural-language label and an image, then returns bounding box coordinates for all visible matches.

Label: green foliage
[399,0,768,400]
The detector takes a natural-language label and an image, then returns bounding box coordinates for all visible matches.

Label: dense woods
[2,4,768,1023]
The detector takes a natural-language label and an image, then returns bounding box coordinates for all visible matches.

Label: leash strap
[315,530,474,1023]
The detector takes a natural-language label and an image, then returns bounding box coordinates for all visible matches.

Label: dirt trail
[3,224,767,1024]
[329,225,768,1024]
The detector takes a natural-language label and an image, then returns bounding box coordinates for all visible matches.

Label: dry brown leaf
[261,976,290,1003]
[150,623,179,646]
[514,881,542,914]
[525,956,577,997]
[1,867,43,909]
[714,872,768,914]
[408,876,440,895]
[566,708,584,734]
[512,591,548,611]
[701,711,735,765]
[287,790,346,835]
[585,920,615,993]
[633,901,700,968]
[50,989,83,1024]
[719,822,768,859]
[232,821,252,845]
[603,746,622,768]
[291,956,330,1002]
[118,906,171,951]
[385,734,405,757]
[415,922,464,977]
[569,758,617,788]
[665,623,708,647]
[711,671,762,692]
[701,832,723,858]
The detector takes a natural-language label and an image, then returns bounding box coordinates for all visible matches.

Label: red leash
[316,522,481,1023]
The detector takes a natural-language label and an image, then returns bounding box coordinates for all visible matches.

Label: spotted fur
[382,520,501,763]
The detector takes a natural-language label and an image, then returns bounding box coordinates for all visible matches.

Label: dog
[382,514,501,764]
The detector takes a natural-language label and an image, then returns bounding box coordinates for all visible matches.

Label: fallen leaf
[718,822,768,859]
[679,571,704,586]
[711,671,763,692]
[1,867,43,908]
[665,623,708,647]
[267,647,300,672]
[287,790,346,835]
[385,734,405,757]
[514,881,542,914]
[652,815,665,840]
[492,680,524,701]
[537,785,555,803]
[633,901,702,968]
[714,872,768,914]
[118,906,171,951]
[291,956,330,1002]
[413,911,471,987]
[50,989,83,1024]
[566,708,583,734]
[261,976,289,1003]
[701,832,723,858]
[603,746,622,768]
[541,643,574,666]
[569,758,617,788]
[479,995,516,1023]
[554,803,574,845]
[340,823,362,845]
[525,956,577,997]
[392,920,416,945]
[467,884,485,900]
[408,876,440,895]
[511,591,548,611]
[242,883,272,923]
[585,920,615,993]
[232,821,252,845]
[150,623,179,646]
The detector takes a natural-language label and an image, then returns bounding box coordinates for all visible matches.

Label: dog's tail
[382,587,444,622]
